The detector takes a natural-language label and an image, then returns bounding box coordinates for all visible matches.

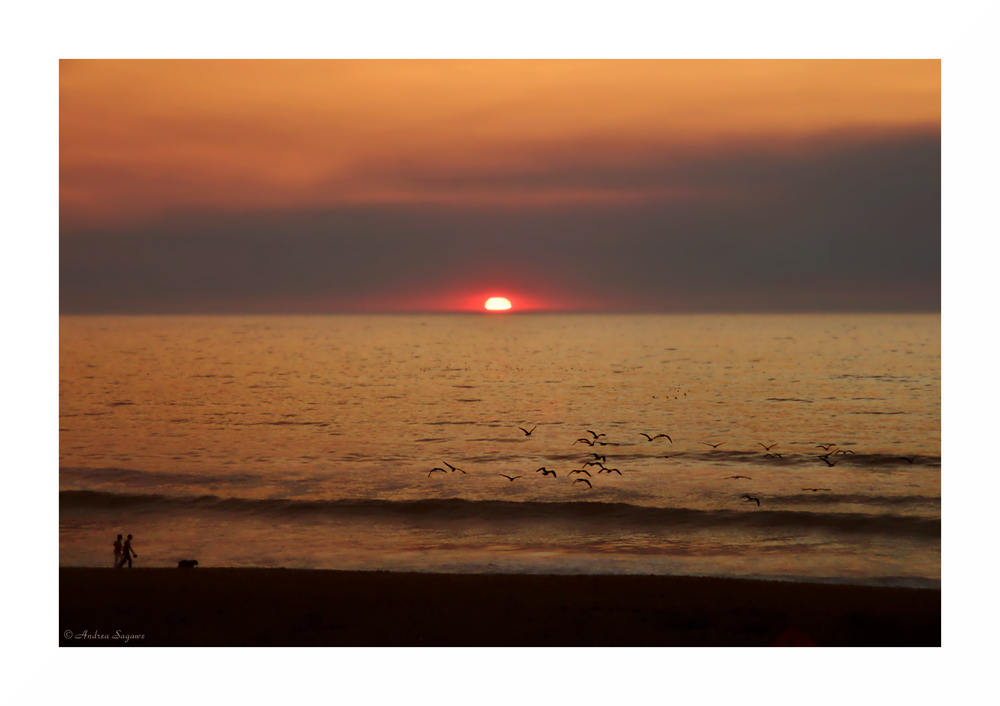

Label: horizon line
[58,308,942,316]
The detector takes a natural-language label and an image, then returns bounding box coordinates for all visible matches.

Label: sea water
[59,314,940,587]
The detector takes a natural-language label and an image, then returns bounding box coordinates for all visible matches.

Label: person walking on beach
[113,535,124,568]
[120,534,137,568]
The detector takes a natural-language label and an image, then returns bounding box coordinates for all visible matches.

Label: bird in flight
[640,433,673,442]
[589,454,606,462]
[519,426,537,436]
[763,453,784,459]
[568,469,592,477]
[535,467,558,478]
[499,474,523,482]
[740,494,761,506]
[573,478,593,489]
[444,462,466,474]
[725,475,752,480]
[427,468,449,477]
[802,487,831,492]
[598,467,622,475]
[816,444,837,451]
[700,441,725,449]
[833,449,856,455]
[574,437,596,446]
[817,456,839,467]
[582,460,605,468]
[587,430,606,439]
[758,442,777,451]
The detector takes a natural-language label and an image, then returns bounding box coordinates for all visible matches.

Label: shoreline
[60,567,940,647]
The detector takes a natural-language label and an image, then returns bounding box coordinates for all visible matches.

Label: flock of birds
[422,425,921,507]
[425,428,645,492]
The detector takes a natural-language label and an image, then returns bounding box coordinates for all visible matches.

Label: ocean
[59,313,940,587]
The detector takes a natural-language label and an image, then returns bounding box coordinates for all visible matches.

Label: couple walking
[113,534,137,568]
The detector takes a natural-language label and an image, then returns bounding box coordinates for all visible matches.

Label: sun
[484,297,512,311]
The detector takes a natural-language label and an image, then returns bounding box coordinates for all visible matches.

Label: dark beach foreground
[59,568,940,647]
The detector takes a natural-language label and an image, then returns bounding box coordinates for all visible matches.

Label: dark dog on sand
[177,560,199,568]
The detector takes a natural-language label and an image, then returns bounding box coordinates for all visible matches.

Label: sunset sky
[60,59,940,313]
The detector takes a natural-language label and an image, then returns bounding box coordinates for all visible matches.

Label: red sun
[484,297,512,311]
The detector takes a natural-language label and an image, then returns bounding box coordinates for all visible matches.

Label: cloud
[60,131,939,313]
[60,60,940,231]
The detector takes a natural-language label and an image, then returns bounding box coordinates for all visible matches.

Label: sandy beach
[59,568,940,647]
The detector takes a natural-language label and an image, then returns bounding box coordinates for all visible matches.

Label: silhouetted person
[120,534,137,568]
[113,535,123,569]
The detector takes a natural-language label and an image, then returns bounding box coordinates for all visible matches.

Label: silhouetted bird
[740,494,761,506]
[574,437,595,446]
[758,442,778,451]
[573,478,593,489]
[764,453,784,459]
[427,468,449,477]
[598,467,622,475]
[587,430,606,439]
[816,444,837,451]
[583,460,604,468]
[725,475,752,480]
[519,426,537,436]
[833,449,856,455]
[590,454,606,462]
[568,469,592,477]
[499,474,523,482]
[445,462,466,474]
[802,488,831,492]
[640,433,673,442]
[817,456,839,467]
[700,441,725,449]
[536,467,557,478]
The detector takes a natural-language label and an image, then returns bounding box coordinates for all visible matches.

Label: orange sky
[60,60,940,231]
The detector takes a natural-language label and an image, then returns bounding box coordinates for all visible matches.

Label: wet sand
[59,568,940,647]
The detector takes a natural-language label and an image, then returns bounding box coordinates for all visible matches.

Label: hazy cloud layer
[60,132,939,313]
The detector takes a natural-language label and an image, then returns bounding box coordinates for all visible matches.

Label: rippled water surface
[59,314,940,586]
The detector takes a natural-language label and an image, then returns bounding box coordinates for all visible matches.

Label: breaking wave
[60,490,940,539]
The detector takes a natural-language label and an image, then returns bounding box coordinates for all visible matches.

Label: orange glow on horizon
[60,60,940,230]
